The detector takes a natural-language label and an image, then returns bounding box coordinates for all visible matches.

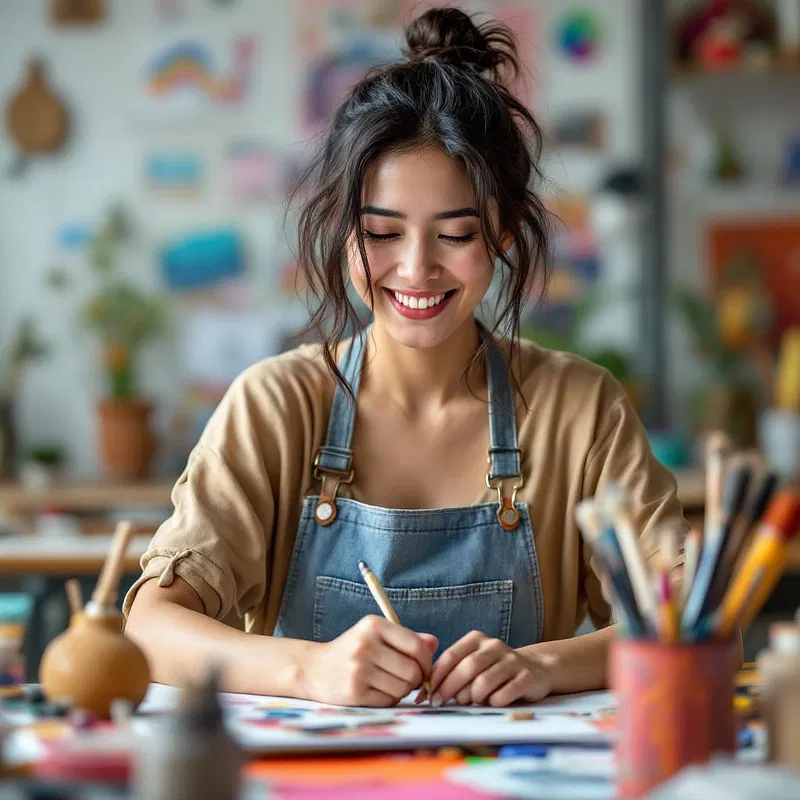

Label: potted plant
[19,444,66,490]
[0,317,50,480]
[50,203,167,480]
[670,284,761,448]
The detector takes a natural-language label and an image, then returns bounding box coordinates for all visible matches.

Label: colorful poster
[144,149,205,196]
[297,1,539,137]
[524,193,601,338]
[138,34,258,119]
[227,140,282,206]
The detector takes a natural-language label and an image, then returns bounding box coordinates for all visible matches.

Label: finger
[455,686,471,705]
[429,631,485,691]
[487,670,543,708]
[436,643,506,706]
[373,619,435,677]
[372,643,424,688]
[360,687,401,708]
[418,632,439,654]
[369,664,414,702]
[469,655,519,705]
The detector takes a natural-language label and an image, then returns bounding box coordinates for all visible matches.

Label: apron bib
[274,323,544,656]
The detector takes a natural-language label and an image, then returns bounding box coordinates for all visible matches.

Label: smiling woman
[124,7,688,710]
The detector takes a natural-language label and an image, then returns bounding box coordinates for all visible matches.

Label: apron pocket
[313,576,513,655]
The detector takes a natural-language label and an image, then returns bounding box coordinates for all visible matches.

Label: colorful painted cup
[611,639,738,798]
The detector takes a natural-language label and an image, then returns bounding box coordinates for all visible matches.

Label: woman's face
[349,146,496,350]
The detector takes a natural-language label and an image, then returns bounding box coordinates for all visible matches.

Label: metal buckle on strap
[313,451,354,526]
[486,469,523,531]
[312,451,354,484]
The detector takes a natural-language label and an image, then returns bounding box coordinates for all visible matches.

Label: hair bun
[403,7,518,78]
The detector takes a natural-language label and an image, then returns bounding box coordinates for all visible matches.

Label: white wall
[0,0,643,478]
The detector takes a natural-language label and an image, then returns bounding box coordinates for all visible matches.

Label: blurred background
[0,0,798,672]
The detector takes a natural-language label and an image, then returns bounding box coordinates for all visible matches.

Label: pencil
[358,560,431,698]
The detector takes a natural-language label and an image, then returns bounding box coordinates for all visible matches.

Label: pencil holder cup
[611,638,738,798]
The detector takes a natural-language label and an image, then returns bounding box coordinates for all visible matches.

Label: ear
[500,233,513,252]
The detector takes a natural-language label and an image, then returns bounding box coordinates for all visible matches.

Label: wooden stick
[91,521,135,608]
[65,578,83,615]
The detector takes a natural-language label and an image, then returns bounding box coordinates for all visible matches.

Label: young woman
[124,7,687,708]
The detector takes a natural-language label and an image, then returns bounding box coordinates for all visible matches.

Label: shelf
[0,481,175,512]
[671,60,800,82]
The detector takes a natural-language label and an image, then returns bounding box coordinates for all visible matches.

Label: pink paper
[273,779,499,799]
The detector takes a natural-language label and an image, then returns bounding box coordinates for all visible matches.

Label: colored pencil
[712,492,800,639]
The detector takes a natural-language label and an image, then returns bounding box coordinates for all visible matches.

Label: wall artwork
[144,149,205,197]
[51,0,106,26]
[297,1,539,137]
[525,193,601,337]
[555,9,603,64]
[138,35,258,119]
[707,217,800,350]
[227,140,282,206]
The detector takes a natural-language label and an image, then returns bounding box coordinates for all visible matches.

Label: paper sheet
[137,684,614,754]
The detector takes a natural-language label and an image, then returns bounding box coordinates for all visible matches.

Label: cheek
[457,250,495,294]
[348,241,391,289]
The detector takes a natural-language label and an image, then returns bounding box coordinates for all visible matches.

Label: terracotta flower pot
[97,398,156,481]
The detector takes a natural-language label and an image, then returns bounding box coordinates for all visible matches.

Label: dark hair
[292,7,550,392]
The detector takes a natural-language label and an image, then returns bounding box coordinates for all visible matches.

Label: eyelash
[362,231,477,244]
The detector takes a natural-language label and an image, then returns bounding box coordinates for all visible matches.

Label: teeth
[392,291,447,309]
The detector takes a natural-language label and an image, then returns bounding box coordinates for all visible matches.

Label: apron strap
[312,326,366,525]
[481,323,523,532]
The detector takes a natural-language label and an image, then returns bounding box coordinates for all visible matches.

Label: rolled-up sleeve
[122,442,271,621]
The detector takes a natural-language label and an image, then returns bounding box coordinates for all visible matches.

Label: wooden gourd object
[5,58,69,156]
[40,522,150,719]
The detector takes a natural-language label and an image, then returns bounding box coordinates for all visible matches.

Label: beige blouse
[123,337,688,639]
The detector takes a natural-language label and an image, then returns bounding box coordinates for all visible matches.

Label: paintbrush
[598,485,658,634]
[574,500,647,637]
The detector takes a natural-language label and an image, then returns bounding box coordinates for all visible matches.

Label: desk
[0,534,151,576]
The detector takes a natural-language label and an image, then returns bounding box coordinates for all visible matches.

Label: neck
[362,317,485,414]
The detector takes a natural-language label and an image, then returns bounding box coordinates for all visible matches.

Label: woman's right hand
[302,615,438,706]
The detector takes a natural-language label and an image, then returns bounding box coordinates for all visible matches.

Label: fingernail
[431,694,442,708]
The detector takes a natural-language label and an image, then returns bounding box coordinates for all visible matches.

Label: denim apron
[274,324,544,656]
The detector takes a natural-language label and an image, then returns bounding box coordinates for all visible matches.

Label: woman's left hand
[422,631,552,707]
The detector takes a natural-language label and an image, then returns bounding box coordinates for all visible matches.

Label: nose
[395,234,439,286]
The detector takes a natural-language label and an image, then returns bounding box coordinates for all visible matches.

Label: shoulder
[513,337,627,419]
[199,342,335,459]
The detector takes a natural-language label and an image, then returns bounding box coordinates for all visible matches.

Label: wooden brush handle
[91,521,135,608]
[65,578,83,615]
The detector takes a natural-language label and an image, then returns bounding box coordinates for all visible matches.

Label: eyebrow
[360,205,478,221]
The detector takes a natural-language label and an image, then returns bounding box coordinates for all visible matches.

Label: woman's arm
[125,577,315,696]
[126,576,438,705]
[517,626,615,695]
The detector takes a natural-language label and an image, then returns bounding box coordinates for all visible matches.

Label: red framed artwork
[707,216,800,349]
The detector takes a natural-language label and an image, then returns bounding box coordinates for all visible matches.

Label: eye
[439,233,477,244]
[362,230,399,242]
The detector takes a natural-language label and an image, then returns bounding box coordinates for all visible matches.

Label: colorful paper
[138,685,612,754]
[271,779,500,799]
